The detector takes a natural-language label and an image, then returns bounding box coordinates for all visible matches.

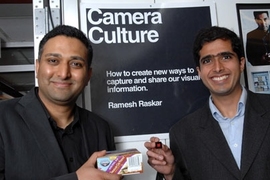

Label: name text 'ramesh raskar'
[108,100,162,109]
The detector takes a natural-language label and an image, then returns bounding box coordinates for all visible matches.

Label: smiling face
[196,39,245,98]
[36,35,92,106]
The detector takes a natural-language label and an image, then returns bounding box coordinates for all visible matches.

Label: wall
[62,0,269,179]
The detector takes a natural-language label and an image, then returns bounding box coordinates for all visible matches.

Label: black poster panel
[82,4,215,136]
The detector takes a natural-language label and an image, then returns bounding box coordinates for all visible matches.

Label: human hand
[144,137,175,180]
[76,150,123,180]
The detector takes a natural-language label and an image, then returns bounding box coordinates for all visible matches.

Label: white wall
[66,0,269,179]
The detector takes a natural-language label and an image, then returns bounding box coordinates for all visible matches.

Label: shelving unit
[0,3,34,98]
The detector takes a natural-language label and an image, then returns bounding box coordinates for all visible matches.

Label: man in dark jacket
[145,26,270,180]
[0,25,122,180]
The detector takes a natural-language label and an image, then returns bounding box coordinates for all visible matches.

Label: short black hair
[38,25,93,67]
[253,11,269,19]
[193,26,244,67]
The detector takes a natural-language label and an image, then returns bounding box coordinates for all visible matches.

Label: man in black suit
[0,25,122,180]
[246,11,270,66]
[145,26,270,180]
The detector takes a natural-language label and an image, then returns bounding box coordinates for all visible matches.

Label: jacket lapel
[198,106,240,179]
[240,92,270,178]
[17,89,68,175]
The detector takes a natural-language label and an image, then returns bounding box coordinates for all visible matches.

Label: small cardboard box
[97,148,143,175]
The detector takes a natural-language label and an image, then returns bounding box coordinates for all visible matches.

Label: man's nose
[213,59,224,72]
[57,63,71,79]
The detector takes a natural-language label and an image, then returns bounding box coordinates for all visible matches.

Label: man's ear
[240,57,246,72]
[196,66,201,75]
[86,67,92,83]
[35,59,39,78]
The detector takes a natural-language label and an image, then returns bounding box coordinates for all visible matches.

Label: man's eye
[201,58,211,64]
[221,54,232,60]
[223,55,230,59]
[71,62,83,68]
[48,59,58,64]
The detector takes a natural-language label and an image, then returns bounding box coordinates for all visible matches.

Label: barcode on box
[127,154,142,172]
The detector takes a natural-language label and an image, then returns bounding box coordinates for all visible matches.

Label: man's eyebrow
[70,56,86,62]
[200,51,235,61]
[44,53,86,62]
[219,51,235,56]
[200,55,212,61]
[44,53,62,58]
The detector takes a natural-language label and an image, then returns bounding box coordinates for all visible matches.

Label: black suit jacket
[246,28,270,66]
[158,90,270,180]
[0,88,115,180]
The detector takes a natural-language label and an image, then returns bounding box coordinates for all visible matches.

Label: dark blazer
[158,90,270,180]
[246,28,270,66]
[0,88,115,180]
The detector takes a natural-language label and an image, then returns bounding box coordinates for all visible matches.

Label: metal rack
[0,3,34,98]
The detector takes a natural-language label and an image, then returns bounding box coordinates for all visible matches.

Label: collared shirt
[35,89,87,172]
[209,87,247,169]
[49,109,88,172]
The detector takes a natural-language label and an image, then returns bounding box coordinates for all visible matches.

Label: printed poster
[80,2,217,136]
